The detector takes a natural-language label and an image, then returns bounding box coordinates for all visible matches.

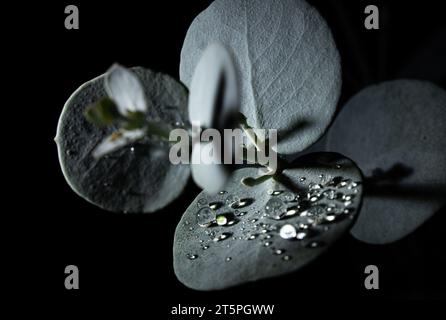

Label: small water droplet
[299,177,306,182]
[296,231,307,240]
[265,198,286,220]
[225,257,232,262]
[274,249,284,255]
[184,221,190,225]
[219,190,227,195]
[197,198,207,207]
[319,174,324,179]
[225,195,240,208]
[272,190,283,196]
[209,202,222,210]
[264,241,272,247]
[248,234,257,240]
[202,245,209,250]
[196,207,215,227]
[280,224,297,240]
[130,147,135,152]
[336,164,342,169]
[324,215,336,222]
[282,255,292,261]
[307,241,322,248]
[282,192,297,202]
[216,214,228,226]
[344,200,352,207]
[286,206,298,217]
[213,232,232,242]
[186,253,198,260]
[309,183,323,190]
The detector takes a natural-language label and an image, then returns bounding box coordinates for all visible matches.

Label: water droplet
[299,177,306,182]
[265,198,286,220]
[216,214,228,226]
[202,245,209,250]
[274,249,284,255]
[186,253,198,260]
[319,174,324,179]
[280,224,297,240]
[342,194,353,201]
[130,147,135,152]
[285,206,299,217]
[344,201,352,207]
[225,195,240,208]
[265,234,272,239]
[296,231,307,240]
[213,232,232,242]
[309,183,323,190]
[272,190,283,196]
[209,202,222,210]
[336,164,342,169]
[282,192,297,202]
[324,215,336,222]
[264,241,272,247]
[267,189,274,195]
[219,190,227,195]
[196,207,215,227]
[184,221,190,225]
[250,218,258,223]
[226,257,232,262]
[282,255,292,261]
[197,198,207,207]
[307,241,322,248]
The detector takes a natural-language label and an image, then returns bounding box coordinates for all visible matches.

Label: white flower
[93,64,147,159]
[188,43,239,194]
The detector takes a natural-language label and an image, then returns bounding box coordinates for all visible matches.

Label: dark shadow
[277,119,312,143]
[364,163,446,201]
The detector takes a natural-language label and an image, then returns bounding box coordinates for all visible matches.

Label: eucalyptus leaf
[180,0,341,155]
[326,80,446,244]
[174,152,363,290]
[55,67,190,213]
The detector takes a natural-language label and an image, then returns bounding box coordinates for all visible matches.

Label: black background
[20,0,446,316]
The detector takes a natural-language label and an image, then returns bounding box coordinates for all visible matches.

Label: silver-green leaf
[55,67,190,213]
[326,80,446,244]
[180,0,341,155]
[174,152,363,290]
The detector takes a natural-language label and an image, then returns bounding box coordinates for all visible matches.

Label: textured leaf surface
[326,80,446,244]
[180,0,341,155]
[174,153,362,290]
[56,67,190,213]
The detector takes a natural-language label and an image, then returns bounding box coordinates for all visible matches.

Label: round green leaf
[55,67,190,213]
[326,80,446,244]
[173,152,363,290]
[180,0,341,155]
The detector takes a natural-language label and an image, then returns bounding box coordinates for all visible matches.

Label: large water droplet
[279,224,297,240]
[265,198,286,220]
[196,207,215,227]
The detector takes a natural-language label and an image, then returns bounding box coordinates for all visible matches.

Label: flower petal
[188,43,238,130]
[92,129,145,159]
[191,142,229,194]
[105,64,147,115]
